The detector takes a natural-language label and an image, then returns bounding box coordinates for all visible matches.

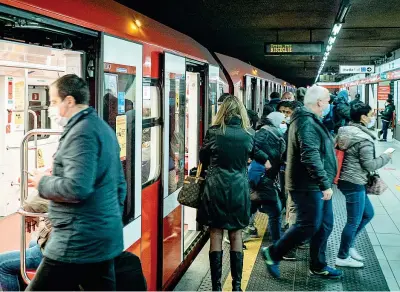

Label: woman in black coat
[197,94,254,291]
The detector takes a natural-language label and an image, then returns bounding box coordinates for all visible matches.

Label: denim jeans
[382,120,390,140]
[0,240,42,291]
[337,181,374,259]
[259,199,282,243]
[269,191,334,270]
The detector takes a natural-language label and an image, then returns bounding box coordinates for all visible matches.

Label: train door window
[0,40,85,216]
[208,65,219,126]
[245,75,252,109]
[142,79,161,185]
[102,35,143,224]
[183,71,200,251]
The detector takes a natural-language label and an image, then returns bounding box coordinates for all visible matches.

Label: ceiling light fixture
[315,0,351,84]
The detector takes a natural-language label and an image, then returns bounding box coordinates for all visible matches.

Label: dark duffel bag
[115,251,147,291]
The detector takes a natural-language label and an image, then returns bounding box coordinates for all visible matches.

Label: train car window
[27,85,51,139]
[142,81,161,185]
[142,126,161,185]
[102,65,136,221]
[167,73,186,194]
[208,65,219,126]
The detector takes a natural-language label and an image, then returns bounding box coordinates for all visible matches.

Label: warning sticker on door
[115,115,127,160]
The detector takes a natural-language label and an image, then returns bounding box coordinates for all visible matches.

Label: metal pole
[20,129,62,284]
[27,110,38,168]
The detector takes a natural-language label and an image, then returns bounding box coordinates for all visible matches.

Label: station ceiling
[117,0,400,87]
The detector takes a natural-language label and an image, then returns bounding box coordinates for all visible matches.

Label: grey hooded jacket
[336,122,390,185]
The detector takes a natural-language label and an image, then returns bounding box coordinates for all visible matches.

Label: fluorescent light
[328,36,336,45]
[332,23,342,36]
[323,56,327,61]
[326,45,333,52]
[324,51,330,57]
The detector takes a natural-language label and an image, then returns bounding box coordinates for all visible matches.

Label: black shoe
[209,251,223,291]
[230,251,243,291]
[282,249,296,261]
[378,139,387,142]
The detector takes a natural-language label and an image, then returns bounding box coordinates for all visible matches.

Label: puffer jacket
[333,90,351,132]
[381,103,395,122]
[254,120,286,180]
[286,106,337,192]
[337,122,391,185]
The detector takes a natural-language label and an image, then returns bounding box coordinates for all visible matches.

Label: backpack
[115,251,147,291]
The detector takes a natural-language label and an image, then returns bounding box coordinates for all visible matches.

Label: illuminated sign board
[339,65,375,74]
[264,42,324,56]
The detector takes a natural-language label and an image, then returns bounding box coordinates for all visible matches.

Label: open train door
[161,52,186,288]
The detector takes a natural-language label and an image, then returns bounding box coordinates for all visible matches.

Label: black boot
[230,251,243,291]
[209,251,223,291]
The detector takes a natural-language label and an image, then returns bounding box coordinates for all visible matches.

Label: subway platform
[175,139,400,291]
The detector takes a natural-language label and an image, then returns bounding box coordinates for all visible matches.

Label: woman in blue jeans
[0,240,43,291]
[336,102,391,268]
[253,112,287,243]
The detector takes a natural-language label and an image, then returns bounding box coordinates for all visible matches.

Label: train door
[394,81,400,141]
[245,75,252,109]
[208,65,219,127]
[162,52,186,286]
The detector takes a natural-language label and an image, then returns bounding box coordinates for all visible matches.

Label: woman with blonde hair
[197,94,254,291]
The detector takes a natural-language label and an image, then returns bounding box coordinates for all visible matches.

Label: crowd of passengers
[198,86,395,291]
[0,75,396,291]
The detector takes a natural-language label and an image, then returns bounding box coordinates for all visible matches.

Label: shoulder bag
[366,145,388,195]
[178,163,205,208]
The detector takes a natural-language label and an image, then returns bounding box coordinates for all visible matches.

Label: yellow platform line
[222,213,269,291]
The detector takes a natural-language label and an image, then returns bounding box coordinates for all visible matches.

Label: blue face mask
[322,104,331,118]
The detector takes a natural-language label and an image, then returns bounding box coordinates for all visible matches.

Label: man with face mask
[26,74,126,291]
[263,85,342,280]
[378,94,396,142]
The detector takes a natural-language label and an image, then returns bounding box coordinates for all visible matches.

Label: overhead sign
[339,65,375,74]
[264,42,324,56]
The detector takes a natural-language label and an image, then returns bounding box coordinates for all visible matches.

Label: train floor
[175,138,400,291]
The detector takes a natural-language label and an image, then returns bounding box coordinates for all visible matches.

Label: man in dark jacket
[350,93,362,107]
[263,85,342,280]
[378,94,396,142]
[295,87,307,105]
[333,90,351,133]
[268,92,281,110]
[27,74,126,290]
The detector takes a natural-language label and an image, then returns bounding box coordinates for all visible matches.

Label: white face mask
[367,116,376,129]
[279,123,288,134]
[285,116,291,124]
[48,105,69,127]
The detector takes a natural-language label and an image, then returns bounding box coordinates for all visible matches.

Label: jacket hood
[334,90,349,105]
[336,122,375,150]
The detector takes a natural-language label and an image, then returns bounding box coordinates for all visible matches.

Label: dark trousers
[337,182,374,259]
[260,199,282,243]
[382,120,390,140]
[26,257,116,291]
[269,191,334,270]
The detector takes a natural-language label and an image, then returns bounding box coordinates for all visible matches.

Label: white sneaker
[336,256,364,268]
[349,248,364,261]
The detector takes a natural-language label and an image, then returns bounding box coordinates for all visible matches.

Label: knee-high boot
[209,251,223,291]
[230,251,243,291]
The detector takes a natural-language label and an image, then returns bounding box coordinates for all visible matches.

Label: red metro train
[0,0,294,290]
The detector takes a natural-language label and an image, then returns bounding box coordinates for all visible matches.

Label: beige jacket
[22,195,51,251]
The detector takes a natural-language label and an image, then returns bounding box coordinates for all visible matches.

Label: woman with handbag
[197,94,254,291]
[335,102,392,268]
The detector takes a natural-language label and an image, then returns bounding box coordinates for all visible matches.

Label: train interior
[183,61,205,252]
[0,10,98,255]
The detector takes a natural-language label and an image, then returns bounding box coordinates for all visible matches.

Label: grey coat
[336,122,390,185]
[38,107,126,263]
